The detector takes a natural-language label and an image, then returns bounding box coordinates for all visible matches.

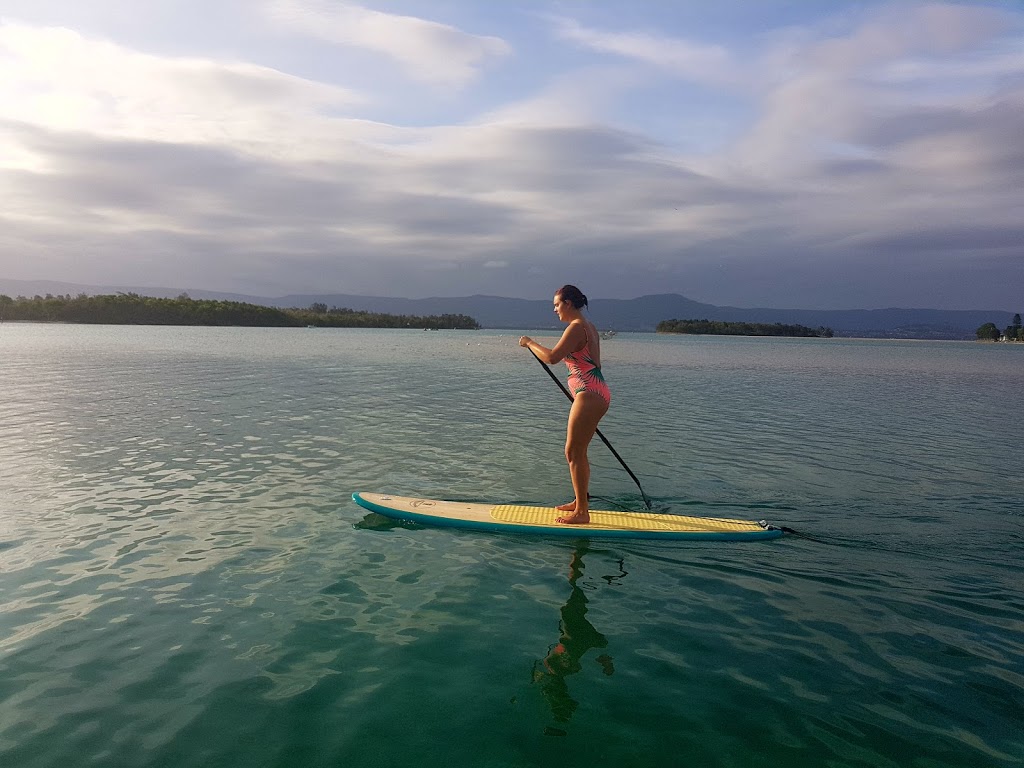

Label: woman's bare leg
[557,392,608,524]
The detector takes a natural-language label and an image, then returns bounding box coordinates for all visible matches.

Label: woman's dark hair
[557,284,588,309]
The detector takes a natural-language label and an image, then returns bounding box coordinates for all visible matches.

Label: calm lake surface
[1,324,1022,767]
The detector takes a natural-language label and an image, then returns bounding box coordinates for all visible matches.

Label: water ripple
[1,327,1021,767]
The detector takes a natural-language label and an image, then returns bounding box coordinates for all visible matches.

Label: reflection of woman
[519,285,610,524]
[533,545,615,725]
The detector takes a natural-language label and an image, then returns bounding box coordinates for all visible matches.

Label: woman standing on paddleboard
[519,285,610,525]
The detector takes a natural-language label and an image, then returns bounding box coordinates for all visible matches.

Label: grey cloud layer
[1,3,1022,309]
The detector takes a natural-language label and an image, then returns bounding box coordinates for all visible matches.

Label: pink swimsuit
[565,327,611,405]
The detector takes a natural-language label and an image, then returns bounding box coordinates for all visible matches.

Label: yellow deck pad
[490,505,764,533]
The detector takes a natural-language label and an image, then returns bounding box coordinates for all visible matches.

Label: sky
[1,1,1022,310]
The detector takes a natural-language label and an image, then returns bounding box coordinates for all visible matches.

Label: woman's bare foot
[555,494,592,512]
[556,511,590,525]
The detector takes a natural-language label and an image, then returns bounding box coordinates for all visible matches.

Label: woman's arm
[519,324,585,364]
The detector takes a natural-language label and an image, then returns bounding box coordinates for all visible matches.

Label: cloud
[264,0,511,88]
[0,3,1022,309]
[0,20,364,157]
[474,67,641,128]
[722,3,1022,170]
[551,15,736,84]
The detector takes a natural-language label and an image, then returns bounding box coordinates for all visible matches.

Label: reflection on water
[533,543,624,734]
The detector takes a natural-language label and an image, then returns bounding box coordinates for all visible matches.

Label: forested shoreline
[657,318,833,337]
[0,293,481,330]
[976,314,1022,342]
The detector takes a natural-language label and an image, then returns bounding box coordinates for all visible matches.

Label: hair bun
[556,284,588,309]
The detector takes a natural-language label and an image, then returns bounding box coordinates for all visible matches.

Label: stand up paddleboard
[352,493,784,541]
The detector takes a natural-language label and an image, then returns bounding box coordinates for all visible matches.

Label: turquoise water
[1,324,1022,767]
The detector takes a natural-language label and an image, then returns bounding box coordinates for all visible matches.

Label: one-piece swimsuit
[565,325,611,405]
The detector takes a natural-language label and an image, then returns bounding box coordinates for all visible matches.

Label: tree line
[0,293,481,330]
[657,318,834,337]
[976,314,1022,342]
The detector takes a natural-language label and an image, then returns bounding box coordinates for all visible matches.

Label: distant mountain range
[1,278,1014,339]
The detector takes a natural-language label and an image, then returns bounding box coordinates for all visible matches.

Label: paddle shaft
[529,348,653,510]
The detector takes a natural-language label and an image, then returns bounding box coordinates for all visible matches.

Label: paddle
[528,348,653,510]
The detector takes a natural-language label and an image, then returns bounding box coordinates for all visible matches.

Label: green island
[0,293,481,330]
[657,318,833,337]
[976,314,1022,342]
